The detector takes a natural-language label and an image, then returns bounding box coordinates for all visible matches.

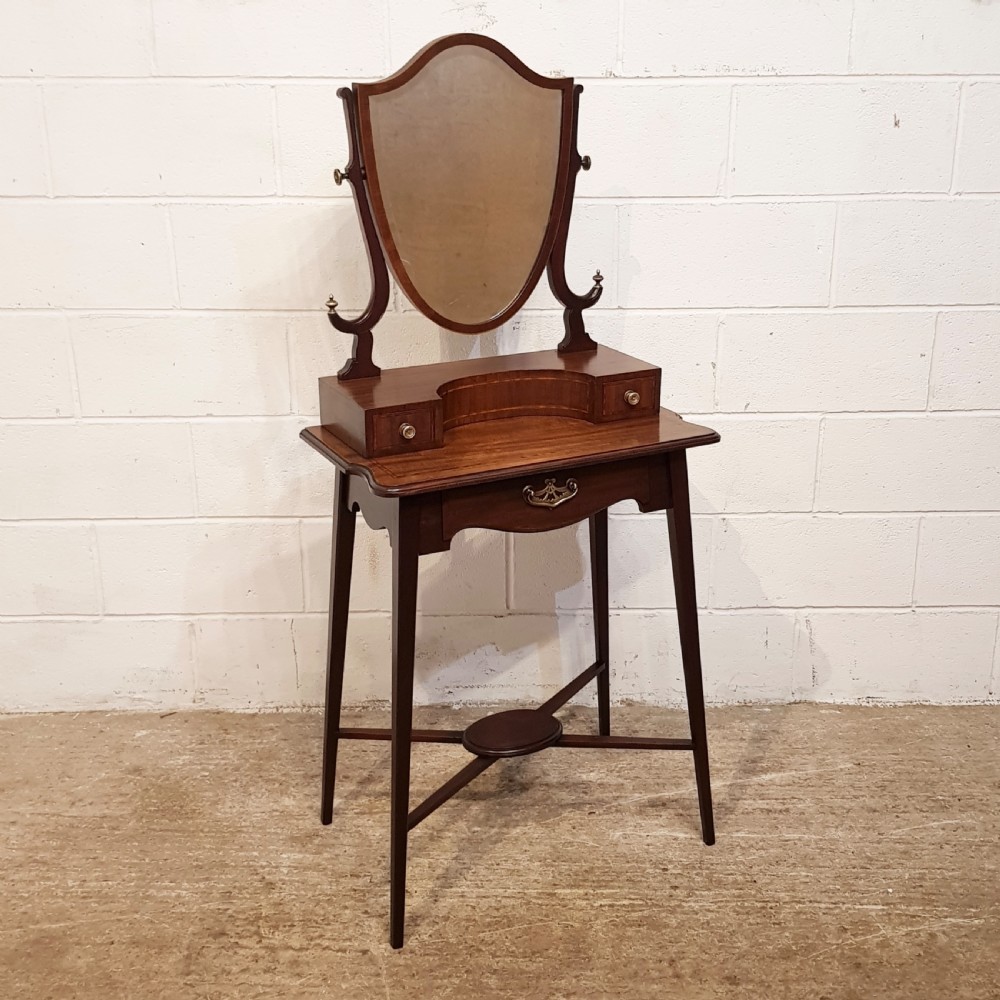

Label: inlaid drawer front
[369,406,441,457]
[440,455,671,539]
[599,373,659,421]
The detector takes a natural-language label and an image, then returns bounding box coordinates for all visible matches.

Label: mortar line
[9,303,1000,314]
[10,73,1000,84]
[270,84,283,196]
[705,515,718,609]
[297,519,309,615]
[36,82,55,197]
[148,0,160,74]
[89,520,106,616]
[910,516,924,608]
[790,610,809,699]
[845,0,857,71]
[2,605,998,624]
[722,85,737,197]
[613,202,622,308]
[9,508,1000,527]
[711,314,723,411]
[5,192,1000,204]
[162,204,182,307]
[5,408,1000,426]
[282,317,296,414]
[188,619,201,704]
[949,82,967,194]
[5,304,1000,317]
[827,203,841,307]
[8,511,999,527]
[63,312,84,419]
[988,613,1000,697]
[186,422,202,515]
[811,416,827,511]
[926,312,941,411]
[614,0,625,77]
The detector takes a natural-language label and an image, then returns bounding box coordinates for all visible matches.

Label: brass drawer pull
[624,389,640,406]
[523,477,578,509]
[399,423,417,440]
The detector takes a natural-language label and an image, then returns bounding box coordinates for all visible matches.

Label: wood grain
[301,409,718,496]
[439,455,669,539]
[318,346,662,459]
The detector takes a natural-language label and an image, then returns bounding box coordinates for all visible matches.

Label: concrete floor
[1,704,997,999]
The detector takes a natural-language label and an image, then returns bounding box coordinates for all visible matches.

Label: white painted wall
[2,1,999,711]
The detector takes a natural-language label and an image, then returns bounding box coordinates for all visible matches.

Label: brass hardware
[325,294,339,313]
[523,477,579,509]
[624,389,641,407]
[399,423,417,441]
[580,155,592,171]
[593,270,603,286]
[333,167,348,186]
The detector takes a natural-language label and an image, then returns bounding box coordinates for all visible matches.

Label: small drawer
[599,373,659,421]
[369,405,441,457]
[440,456,670,541]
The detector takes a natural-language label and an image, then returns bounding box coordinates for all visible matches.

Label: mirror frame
[355,34,576,335]
[328,34,604,381]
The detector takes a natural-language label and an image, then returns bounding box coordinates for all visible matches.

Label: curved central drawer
[439,455,672,540]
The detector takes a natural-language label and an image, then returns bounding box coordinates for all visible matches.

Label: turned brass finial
[593,270,604,286]
[325,294,339,313]
[580,154,592,171]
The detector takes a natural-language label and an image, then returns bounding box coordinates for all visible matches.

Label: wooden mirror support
[326,84,389,381]
[322,34,636,456]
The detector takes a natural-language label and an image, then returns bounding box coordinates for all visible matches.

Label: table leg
[321,471,357,825]
[666,452,715,846]
[589,509,611,736]
[389,501,420,948]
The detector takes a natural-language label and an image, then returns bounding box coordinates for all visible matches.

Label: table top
[301,409,719,497]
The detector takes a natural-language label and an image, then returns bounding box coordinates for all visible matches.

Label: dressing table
[300,34,719,948]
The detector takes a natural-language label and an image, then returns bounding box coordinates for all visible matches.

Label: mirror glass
[362,44,564,331]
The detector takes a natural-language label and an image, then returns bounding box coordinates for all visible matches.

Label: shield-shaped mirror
[356,36,574,333]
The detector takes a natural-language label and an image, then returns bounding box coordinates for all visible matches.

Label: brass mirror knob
[624,390,641,407]
[399,423,417,441]
[333,167,348,186]
[580,155,592,171]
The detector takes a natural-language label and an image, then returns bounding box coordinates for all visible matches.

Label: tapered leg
[321,471,357,825]
[666,452,715,846]
[589,509,611,736]
[389,501,420,949]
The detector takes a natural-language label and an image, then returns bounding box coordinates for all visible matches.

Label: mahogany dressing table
[299,34,719,948]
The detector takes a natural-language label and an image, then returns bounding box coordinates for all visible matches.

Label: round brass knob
[333,167,348,186]
[624,390,641,407]
[399,423,417,441]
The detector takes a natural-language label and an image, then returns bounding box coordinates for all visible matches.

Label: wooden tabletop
[301,410,719,496]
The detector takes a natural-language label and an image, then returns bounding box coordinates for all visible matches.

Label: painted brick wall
[2,1,999,711]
